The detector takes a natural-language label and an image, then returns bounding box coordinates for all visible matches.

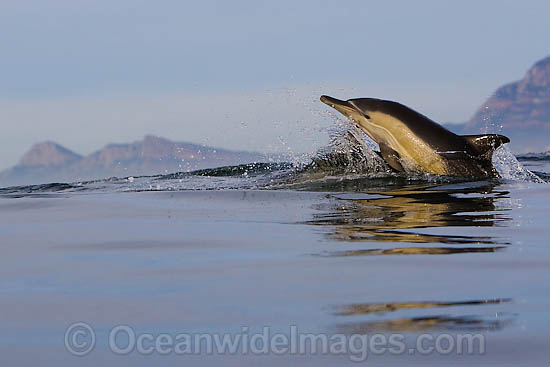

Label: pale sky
[1,0,549,170]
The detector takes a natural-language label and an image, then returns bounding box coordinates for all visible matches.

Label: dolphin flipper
[379,143,404,171]
[462,134,510,156]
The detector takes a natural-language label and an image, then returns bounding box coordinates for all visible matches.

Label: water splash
[303,111,391,176]
[493,146,545,183]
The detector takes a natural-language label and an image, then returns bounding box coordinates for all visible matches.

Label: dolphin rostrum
[320,95,510,177]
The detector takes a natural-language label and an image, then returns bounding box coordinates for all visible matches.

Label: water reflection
[311,182,516,333]
[336,299,512,316]
[336,314,513,333]
[324,246,505,257]
[334,299,513,333]
[307,181,511,255]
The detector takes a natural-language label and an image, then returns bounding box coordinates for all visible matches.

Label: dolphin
[320,95,510,177]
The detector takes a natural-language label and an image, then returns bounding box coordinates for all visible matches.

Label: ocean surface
[1,128,550,366]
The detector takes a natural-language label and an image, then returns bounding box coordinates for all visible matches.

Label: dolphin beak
[320,95,357,116]
[320,95,349,108]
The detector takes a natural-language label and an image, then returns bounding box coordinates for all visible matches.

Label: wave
[159,162,293,179]
[516,151,550,161]
[0,182,80,196]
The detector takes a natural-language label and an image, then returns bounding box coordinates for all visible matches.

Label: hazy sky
[1,0,549,169]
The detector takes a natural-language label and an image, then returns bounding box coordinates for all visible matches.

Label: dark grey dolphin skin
[321,95,510,177]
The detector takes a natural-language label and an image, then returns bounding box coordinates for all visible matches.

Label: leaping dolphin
[320,95,510,177]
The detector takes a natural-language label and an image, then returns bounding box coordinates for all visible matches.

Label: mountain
[465,56,550,153]
[73,135,267,179]
[0,136,269,187]
[18,141,83,167]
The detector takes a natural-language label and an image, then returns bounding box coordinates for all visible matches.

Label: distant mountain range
[0,135,269,187]
[454,56,550,153]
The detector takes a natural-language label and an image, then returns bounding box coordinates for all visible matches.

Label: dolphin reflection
[307,182,511,254]
[324,246,505,257]
[334,299,513,333]
[336,314,513,333]
[335,299,512,316]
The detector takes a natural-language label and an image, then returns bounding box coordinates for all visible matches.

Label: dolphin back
[348,98,463,151]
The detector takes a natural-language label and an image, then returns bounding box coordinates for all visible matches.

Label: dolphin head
[320,95,384,143]
[320,95,358,117]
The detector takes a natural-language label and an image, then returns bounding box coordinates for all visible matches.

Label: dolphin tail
[462,134,510,156]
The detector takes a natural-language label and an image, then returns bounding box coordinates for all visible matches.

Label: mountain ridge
[0,136,269,187]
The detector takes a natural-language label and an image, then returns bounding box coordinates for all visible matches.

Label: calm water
[1,148,549,366]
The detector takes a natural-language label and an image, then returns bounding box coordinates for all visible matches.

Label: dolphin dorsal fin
[462,134,510,155]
